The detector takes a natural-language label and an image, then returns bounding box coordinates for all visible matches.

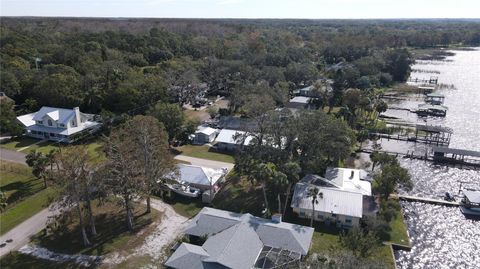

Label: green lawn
[0,187,56,235]
[0,137,105,164]
[387,199,410,246]
[0,161,57,235]
[0,137,58,154]
[173,145,235,163]
[162,192,203,218]
[0,162,42,205]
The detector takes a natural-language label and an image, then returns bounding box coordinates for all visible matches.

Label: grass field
[0,137,106,164]
[162,192,203,218]
[173,145,235,163]
[0,137,58,154]
[387,199,410,246]
[0,161,57,235]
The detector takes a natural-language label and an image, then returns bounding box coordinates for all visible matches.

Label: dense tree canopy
[1,18,479,117]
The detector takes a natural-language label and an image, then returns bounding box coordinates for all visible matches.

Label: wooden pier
[397,194,460,206]
[369,124,452,147]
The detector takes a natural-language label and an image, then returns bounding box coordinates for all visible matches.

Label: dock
[397,194,460,206]
[432,146,480,167]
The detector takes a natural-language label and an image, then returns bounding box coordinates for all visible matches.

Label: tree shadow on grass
[1,179,44,204]
[34,204,158,256]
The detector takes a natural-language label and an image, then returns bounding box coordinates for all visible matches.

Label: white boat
[460,190,480,217]
[168,183,201,198]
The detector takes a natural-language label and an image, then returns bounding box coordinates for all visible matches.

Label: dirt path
[103,198,189,265]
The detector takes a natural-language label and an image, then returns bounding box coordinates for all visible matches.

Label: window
[345,219,352,223]
[37,121,43,124]
[59,124,65,127]
[71,119,76,127]
[299,211,305,217]
[48,120,53,126]
[50,133,56,137]
[331,214,337,218]
[317,214,324,220]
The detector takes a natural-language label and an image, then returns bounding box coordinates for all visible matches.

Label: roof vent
[350,170,355,179]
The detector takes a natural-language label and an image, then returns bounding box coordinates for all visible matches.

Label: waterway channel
[379,48,480,269]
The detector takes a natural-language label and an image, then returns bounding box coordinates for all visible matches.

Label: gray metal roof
[464,190,480,204]
[164,243,209,269]
[173,207,314,269]
[432,146,480,158]
[256,222,314,255]
[203,222,263,269]
[31,106,77,124]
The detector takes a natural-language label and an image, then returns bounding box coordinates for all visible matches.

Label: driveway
[0,207,59,257]
[0,148,27,165]
[174,155,234,172]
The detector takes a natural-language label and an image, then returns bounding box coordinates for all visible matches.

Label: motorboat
[460,190,480,216]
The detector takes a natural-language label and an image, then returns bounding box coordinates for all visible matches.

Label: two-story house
[17,106,101,143]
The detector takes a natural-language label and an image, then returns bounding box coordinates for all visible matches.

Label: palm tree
[307,187,320,227]
[282,162,301,218]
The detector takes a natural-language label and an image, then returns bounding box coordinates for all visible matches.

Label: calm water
[385,49,480,269]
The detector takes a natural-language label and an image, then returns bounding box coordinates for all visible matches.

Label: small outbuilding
[193,126,218,144]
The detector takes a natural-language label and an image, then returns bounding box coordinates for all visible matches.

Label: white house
[214,129,254,151]
[291,168,373,229]
[192,126,218,144]
[174,164,227,192]
[17,106,101,143]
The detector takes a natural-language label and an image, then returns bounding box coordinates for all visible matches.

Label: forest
[1,18,480,123]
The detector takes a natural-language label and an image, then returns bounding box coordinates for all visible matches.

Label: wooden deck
[397,194,460,206]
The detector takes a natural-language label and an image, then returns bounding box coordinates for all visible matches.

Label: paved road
[0,148,27,165]
[0,207,59,257]
[174,155,234,172]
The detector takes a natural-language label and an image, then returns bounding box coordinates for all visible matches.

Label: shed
[193,126,218,144]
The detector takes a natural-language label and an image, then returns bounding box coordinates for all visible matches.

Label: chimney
[272,213,282,223]
[73,107,81,127]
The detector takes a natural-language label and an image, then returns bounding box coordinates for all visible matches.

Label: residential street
[174,155,234,171]
[0,207,59,257]
[0,148,27,165]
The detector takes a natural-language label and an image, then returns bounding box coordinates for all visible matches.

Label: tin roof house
[16,106,101,143]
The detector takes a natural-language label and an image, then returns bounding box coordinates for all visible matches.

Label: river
[380,48,480,269]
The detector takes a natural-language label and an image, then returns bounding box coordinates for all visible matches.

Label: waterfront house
[291,168,373,228]
[165,207,314,269]
[16,106,101,143]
